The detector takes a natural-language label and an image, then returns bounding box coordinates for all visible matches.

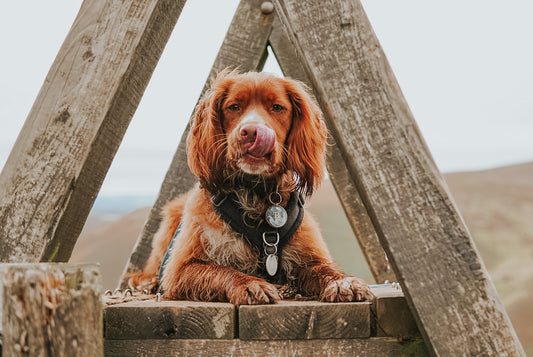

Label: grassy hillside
[72,162,533,352]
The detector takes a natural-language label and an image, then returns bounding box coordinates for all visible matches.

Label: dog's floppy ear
[284,78,328,196]
[187,70,233,193]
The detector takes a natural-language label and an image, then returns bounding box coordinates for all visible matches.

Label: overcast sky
[1,1,532,196]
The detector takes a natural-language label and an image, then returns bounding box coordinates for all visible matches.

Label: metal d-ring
[268,191,282,205]
[262,232,280,246]
[264,244,278,256]
[211,194,228,207]
[124,289,133,297]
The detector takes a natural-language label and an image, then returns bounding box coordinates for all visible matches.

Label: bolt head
[261,1,274,14]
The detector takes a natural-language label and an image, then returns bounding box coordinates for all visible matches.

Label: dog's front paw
[321,276,373,302]
[128,272,158,293]
[228,278,281,306]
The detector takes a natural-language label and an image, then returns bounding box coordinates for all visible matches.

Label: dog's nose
[240,123,276,157]
[240,124,258,142]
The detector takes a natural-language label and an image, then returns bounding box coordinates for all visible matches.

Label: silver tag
[265,254,278,276]
[266,205,287,228]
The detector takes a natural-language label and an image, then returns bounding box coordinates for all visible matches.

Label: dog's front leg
[162,261,281,306]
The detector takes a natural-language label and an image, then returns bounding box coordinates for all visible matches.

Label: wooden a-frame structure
[0,0,525,355]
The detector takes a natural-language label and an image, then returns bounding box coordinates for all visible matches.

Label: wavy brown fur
[129,71,372,305]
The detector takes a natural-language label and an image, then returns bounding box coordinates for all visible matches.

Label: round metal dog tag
[266,205,288,228]
[265,254,278,276]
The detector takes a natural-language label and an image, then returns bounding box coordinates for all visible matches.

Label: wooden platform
[104,286,427,356]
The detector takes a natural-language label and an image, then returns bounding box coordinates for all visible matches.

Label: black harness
[211,191,305,278]
[158,189,305,284]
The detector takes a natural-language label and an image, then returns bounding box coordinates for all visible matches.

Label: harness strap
[158,222,182,284]
[211,191,305,276]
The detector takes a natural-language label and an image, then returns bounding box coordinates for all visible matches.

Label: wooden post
[120,0,276,285]
[0,0,186,263]
[273,0,525,355]
[268,17,396,284]
[1,263,102,356]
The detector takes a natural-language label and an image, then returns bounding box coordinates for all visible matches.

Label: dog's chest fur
[200,222,260,275]
[200,221,301,283]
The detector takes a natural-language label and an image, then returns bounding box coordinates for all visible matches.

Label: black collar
[220,175,280,197]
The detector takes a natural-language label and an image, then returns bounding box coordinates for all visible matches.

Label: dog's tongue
[247,125,276,157]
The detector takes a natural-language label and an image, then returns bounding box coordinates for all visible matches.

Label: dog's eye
[228,104,241,112]
[272,104,284,112]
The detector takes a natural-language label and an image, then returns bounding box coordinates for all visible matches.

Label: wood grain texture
[119,0,275,286]
[1,263,102,357]
[104,337,429,357]
[269,16,396,284]
[104,300,235,340]
[0,0,186,263]
[273,0,525,355]
[371,286,419,338]
[239,300,370,340]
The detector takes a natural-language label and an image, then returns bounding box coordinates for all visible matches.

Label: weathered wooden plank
[268,16,396,284]
[0,0,186,263]
[273,0,525,356]
[1,263,102,356]
[104,337,429,357]
[371,286,419,338]
[104,300,235,340]
[239,300,370,340]
[119,0,275,286]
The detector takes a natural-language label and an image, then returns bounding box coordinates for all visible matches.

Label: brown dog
[129,70,372,305]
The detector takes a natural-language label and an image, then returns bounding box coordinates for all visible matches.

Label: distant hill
[71,162,533,353]
[72,206,151,288]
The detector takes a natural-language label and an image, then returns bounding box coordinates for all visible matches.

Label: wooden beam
[371,286,419,338]
[104,300,235,340]
[1,263,102,356]
[102,287,417,340]
[268,16,396,284]
[104,338,428,356]
[273,0,525,355]
[119,0,275,285]
[102,289,424,353]
[0,0,186,263]
[239,300,370,340]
